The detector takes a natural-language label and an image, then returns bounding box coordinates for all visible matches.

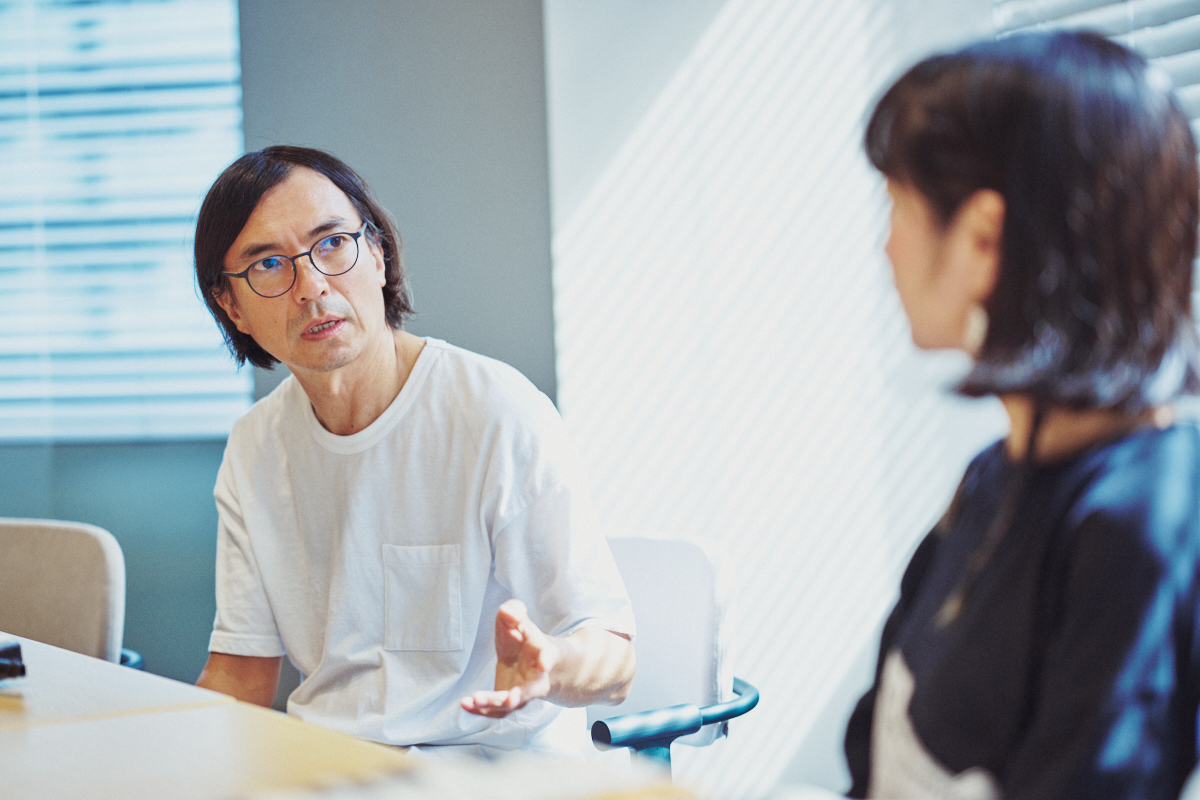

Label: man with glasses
[191,146,635,757]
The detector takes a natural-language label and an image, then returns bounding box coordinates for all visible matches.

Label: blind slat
[1158,46,1200,89]
[995,0,1200,120]
[0,376,251,400]
[2,0,250,443]
[996,0,1119,32]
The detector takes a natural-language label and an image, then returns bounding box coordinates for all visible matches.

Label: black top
[846,423,1200,800]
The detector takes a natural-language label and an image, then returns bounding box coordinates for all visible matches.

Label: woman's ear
[957,188,1005,302]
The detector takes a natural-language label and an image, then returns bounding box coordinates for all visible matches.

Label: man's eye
[314,234,347,257]
[252,256,287,273]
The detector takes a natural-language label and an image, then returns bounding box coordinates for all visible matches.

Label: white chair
[0,518,127,663]
[588,533,758,772]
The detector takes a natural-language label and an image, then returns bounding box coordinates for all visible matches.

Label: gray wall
[240,0,558,402]
[0,442,224,684]
[0,2,556,693]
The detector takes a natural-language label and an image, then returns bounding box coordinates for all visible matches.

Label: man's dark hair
[194,145,415,369]
[865,30,1200,411]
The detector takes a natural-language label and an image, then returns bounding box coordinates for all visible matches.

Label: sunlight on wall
[549,0,1006,796]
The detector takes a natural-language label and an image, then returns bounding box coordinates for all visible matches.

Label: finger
[513,621,558,673]
[460,687,526,716]
[514,616,550,660]
[494,603,527,647]
[463,689,511,709]
[497,598,529,625]
[464,705,515,718]
[474,687,526,709]
[536,644,559,673]
[461,696,515,718]
[517,616,546,645]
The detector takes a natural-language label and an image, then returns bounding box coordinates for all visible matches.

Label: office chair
[0,518,141,667]
[589,533,758,773]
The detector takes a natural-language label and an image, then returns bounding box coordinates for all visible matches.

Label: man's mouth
[301,317,346,340]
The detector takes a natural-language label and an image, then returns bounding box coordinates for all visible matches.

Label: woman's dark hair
[865,30,1200,411]
[194,145,415,369]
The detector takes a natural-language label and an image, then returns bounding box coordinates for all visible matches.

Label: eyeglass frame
[221,221,370,298]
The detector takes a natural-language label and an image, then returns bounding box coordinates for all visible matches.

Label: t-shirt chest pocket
[382,544,463,651]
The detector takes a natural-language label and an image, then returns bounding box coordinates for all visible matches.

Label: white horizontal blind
[994,0,1200,124]
[0,0,251,443]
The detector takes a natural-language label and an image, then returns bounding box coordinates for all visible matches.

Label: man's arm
[460,599,635,718]
[196,652,282,707]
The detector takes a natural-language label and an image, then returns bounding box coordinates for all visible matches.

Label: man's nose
[292,255,330,303]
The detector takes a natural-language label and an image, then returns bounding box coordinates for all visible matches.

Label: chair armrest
[120,648,144,670]
[591,676,759,750]
[700,676,759,724]
[591,703,703,748]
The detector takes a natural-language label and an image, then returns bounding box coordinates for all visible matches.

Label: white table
[1,635,411,799]
[0,634,686,800]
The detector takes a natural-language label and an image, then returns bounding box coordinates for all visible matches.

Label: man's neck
[293,330,425,436]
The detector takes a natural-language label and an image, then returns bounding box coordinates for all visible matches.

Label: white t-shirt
[209,338,635,754]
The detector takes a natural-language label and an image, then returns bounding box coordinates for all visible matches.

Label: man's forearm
[546,627,635,708]
[196,652,282,707]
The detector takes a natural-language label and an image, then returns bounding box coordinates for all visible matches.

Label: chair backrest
[588,533,736,747]
[0,518,125,662]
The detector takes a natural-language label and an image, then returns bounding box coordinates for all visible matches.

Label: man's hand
[460,599,635,718]
[461,599,560,717]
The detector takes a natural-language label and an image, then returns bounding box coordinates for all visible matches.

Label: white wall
[544,1,1002,797]
[544,0,728,230]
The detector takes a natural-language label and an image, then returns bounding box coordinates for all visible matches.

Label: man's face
[216,167,389,376]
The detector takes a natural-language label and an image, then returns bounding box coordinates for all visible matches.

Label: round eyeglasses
[222,222,369,298]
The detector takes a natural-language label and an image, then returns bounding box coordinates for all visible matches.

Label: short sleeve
[490,481,635,640]
[208,454,286,657]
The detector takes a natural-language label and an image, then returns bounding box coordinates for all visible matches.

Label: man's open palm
[460,599,560,718]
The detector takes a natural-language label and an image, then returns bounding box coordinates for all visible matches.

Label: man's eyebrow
[236,218,353,261]
[306,218,351,240]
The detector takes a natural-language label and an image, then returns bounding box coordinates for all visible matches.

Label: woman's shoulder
[1069,421,1200,516]
[1058,420,1200,566]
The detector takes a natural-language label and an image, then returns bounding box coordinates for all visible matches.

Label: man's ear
[368,237,387,288]
[956,188,1005,302]
[214,285,249,334]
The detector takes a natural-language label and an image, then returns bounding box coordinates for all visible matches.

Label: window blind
[993,0,1200,124]
[0,0,251,443]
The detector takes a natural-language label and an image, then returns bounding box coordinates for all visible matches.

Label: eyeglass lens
[248,230,361,297]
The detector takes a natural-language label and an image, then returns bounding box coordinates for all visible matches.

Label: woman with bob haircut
[844,30,1200,800]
